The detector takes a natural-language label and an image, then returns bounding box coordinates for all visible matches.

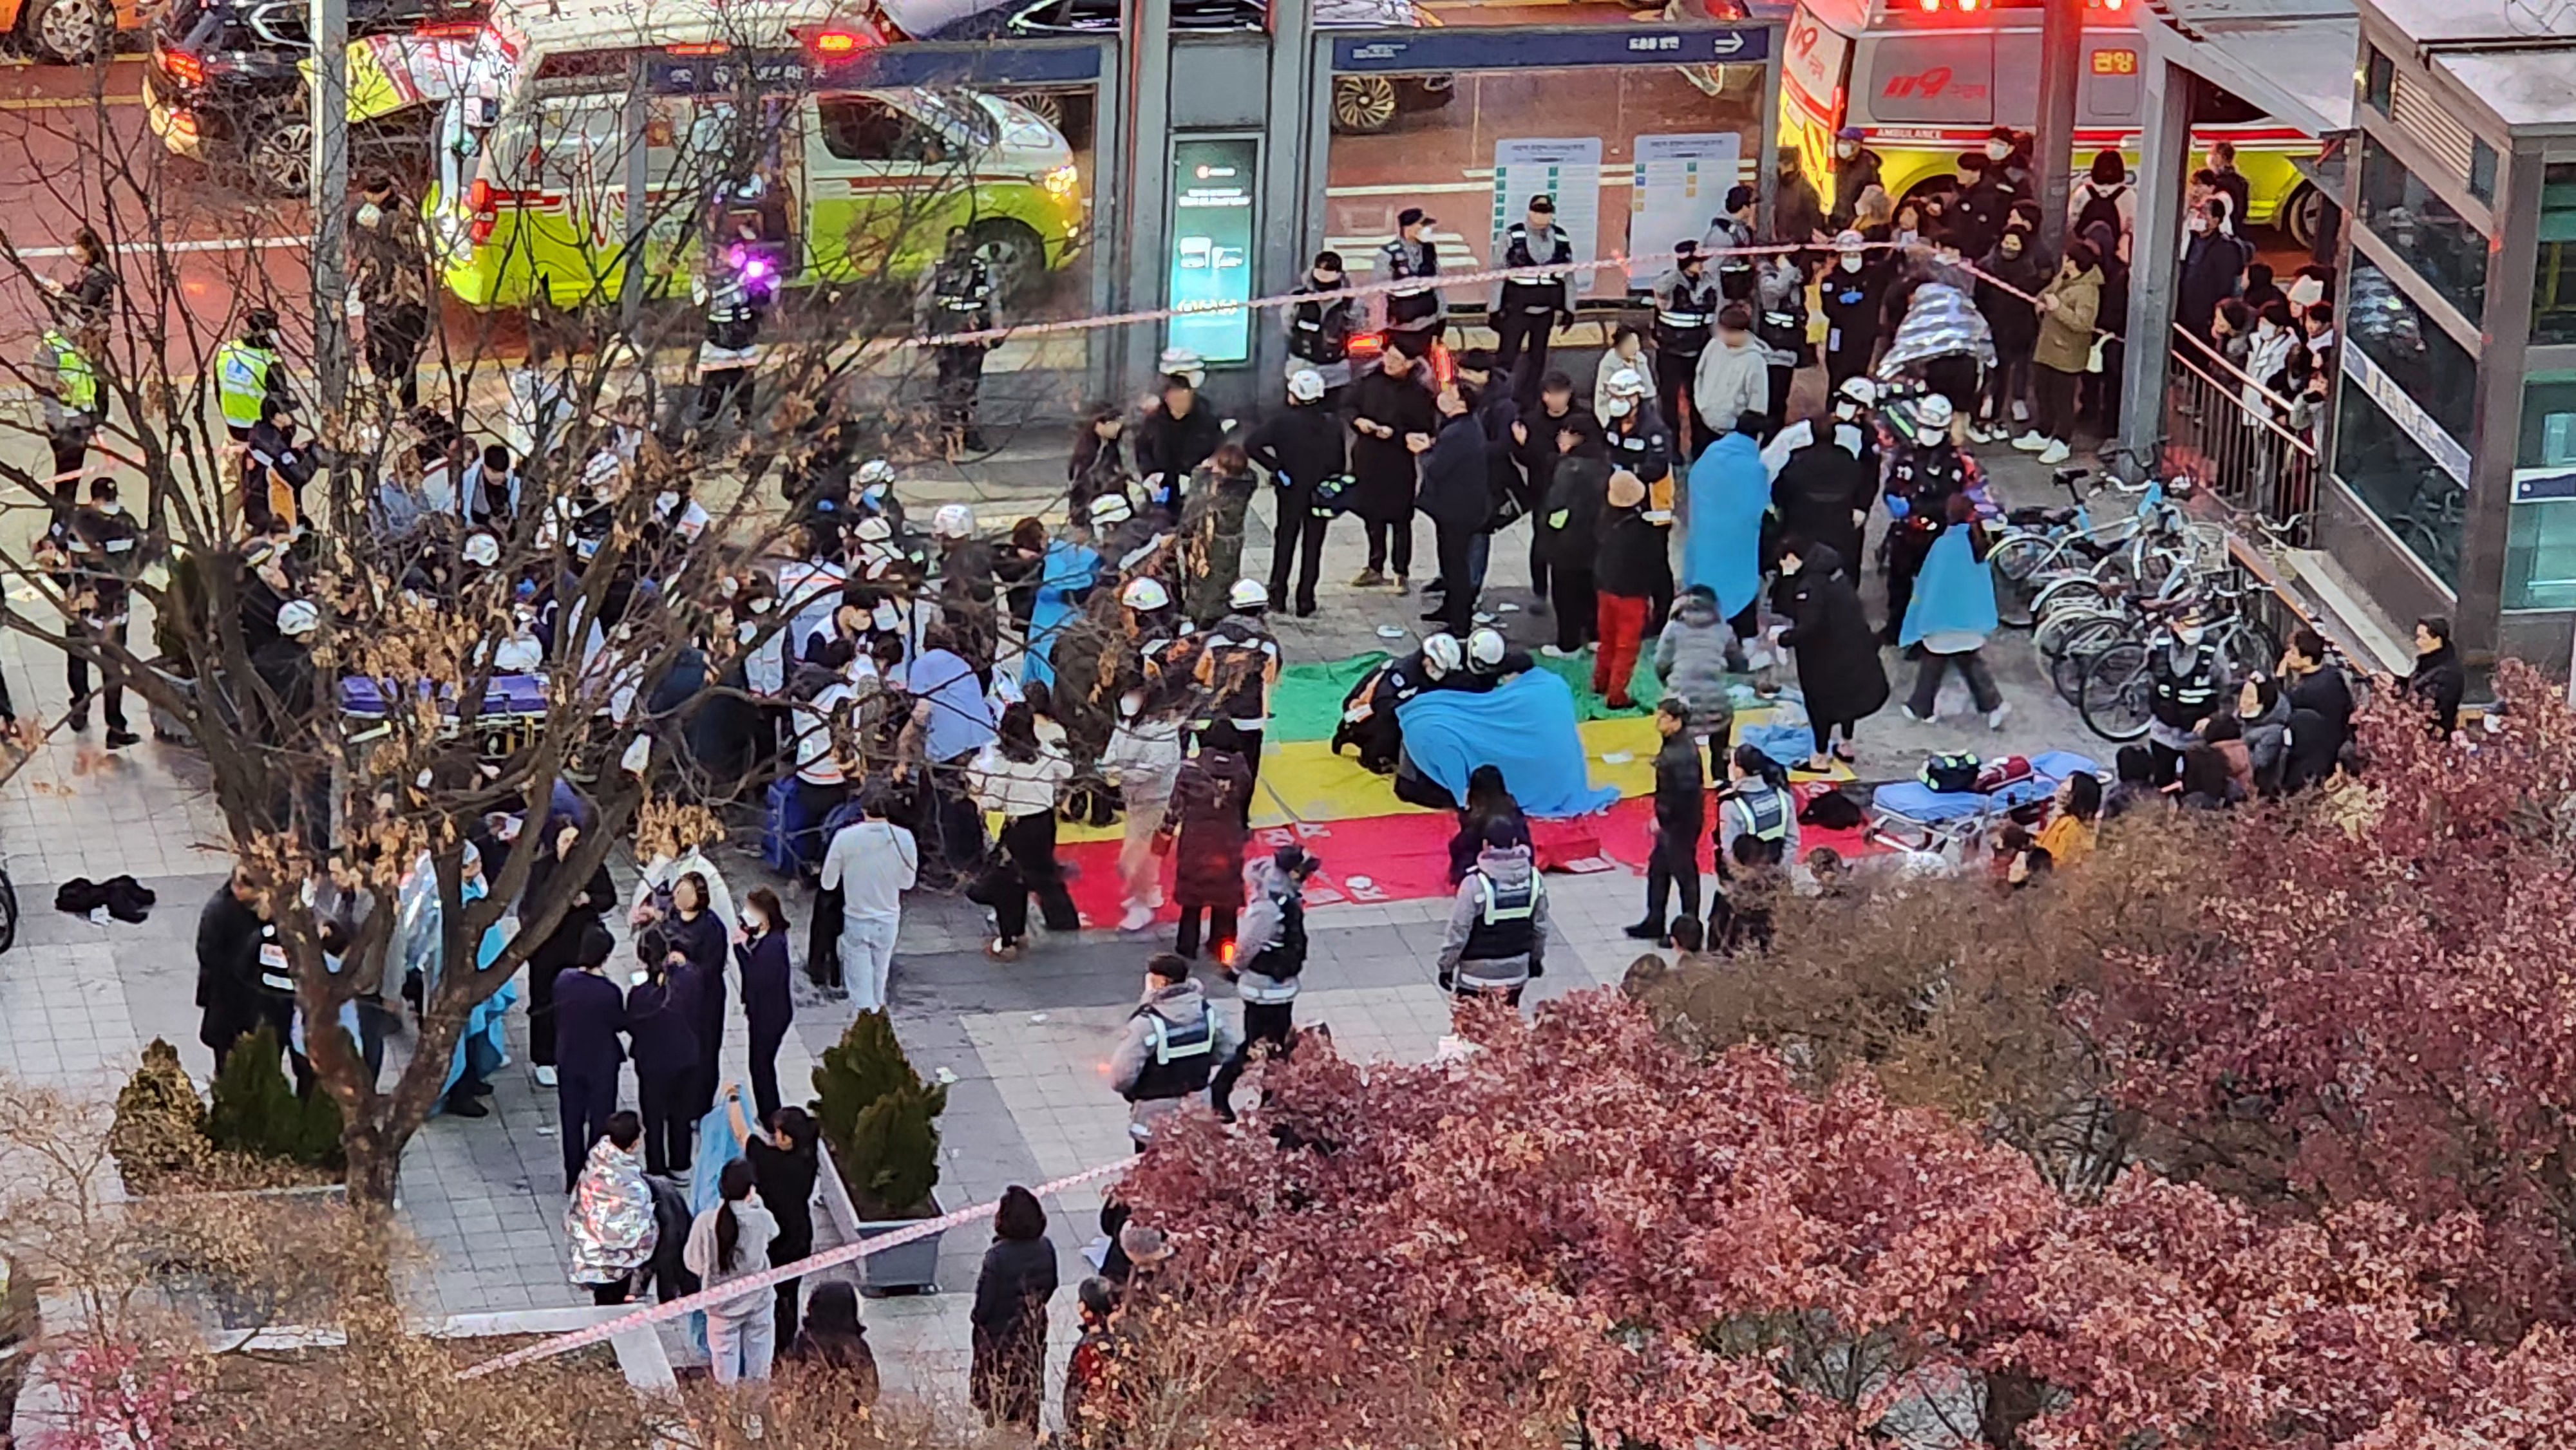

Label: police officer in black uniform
[1491,194,1573,406]
[1286,250,1359,410]
[1210,844,1318,1120]
[70,476,140,746]
[1378,207,1446,357]
[694,230,765,431]
[1650,241,1721,458]
[918,226,997,453]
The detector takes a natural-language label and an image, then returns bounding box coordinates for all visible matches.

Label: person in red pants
[1592,470,1664,709]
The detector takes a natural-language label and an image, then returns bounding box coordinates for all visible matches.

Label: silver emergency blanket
[1875,281,1997,376]
[564,1138,658,1285]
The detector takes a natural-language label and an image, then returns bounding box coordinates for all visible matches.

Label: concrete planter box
[815,1140,947,1296]
[223,1306,676,1390]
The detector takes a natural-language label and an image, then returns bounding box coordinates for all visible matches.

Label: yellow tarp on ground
[1052,702,1846,843]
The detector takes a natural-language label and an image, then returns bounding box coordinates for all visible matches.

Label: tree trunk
[343,1122,402,1209]
[1980,1367,2047,1449]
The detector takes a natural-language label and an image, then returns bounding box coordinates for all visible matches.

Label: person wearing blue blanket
[1897,494,2009,730]
[1395,668,1619,818]
[1681,411,1772,642]
[1020,531,1101,693]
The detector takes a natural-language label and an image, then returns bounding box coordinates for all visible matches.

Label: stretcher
[339,673,550,757]
[1868,749,2099,840]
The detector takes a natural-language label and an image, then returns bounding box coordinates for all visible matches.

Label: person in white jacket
[1100,686,1185,932]
[967,701,1077,960]
[1691,302,1772,449]
[1591,325,1658,420]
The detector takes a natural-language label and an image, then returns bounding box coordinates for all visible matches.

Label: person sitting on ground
[2033,771,2100,866]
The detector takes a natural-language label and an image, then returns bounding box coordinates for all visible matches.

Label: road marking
[0,93,140,109]
[10,234,310,259]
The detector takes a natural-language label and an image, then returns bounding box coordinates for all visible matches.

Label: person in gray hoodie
[1691,302,1772,449]
[1109,953,1239,1148]
[1653,585,1741,744]
[1437,819,1549,1006]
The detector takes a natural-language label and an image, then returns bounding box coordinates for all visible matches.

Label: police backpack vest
[1461,872,1539,960]
[1244,890,1307,981]
[1124,1003,1222,1100]
[1920,752,1981,794]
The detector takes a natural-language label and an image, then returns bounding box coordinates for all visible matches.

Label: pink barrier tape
[455,1158,1130,1380]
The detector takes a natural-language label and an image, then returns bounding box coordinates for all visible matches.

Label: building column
[2119,54,2193,455]
[1119,0,1175,402]
[1253,0,1318,395]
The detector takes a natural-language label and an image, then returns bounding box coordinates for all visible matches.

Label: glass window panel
[2356,132,2488,325]
[2508,374,2576,610]
[2535,162,2576,345]
[2347,258,2478,447]
[2334,375,2467,587]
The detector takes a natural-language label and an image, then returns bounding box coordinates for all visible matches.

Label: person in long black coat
[623,930,701,1177]
[1242,373,1348,617]
[969,1185,1059,1433]
[1770,432,1874,579]
[524,817,615,1080]
[1157,745,1255,961]
[746,1104,821,1333]
[1343,348,1438,589]
[1773,540,1888,770]
[658,873,729,1122]
[195,870,267,1069]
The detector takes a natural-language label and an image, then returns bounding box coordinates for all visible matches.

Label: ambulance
[417,0,1087,310]
[1778,0,2324,245]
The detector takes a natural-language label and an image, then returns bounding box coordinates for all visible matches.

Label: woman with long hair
[967,701,1077,960]
[684,1158,781,1427]
[1446,764,1530,885]
[969,1185,1059,1433]
[1068,402,1132,526]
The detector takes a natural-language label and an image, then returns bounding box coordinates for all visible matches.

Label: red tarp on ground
[1050,784,1883,928]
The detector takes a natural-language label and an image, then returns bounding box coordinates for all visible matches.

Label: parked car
[4,0,143,66]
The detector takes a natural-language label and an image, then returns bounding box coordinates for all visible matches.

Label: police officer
[1491,194,1574,406]
[1650,241,1719,458]
[694,234,766,432]
[1713,743,1796,883]
[1701,184,1759,305]
[1286,250,1359,409]
[1436,818,1548,1007]
[35,321,100,482]
[1819,230,1886,390]
[215,308,288,444]
[1378,207,1445,356]
[69,476,140,747]
[919,226,997,453]
[2148,612,2226,782]
[1210,844,1318,1120]
[1109,952,1237,1148]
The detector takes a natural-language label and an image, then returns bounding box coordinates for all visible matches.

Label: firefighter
[918,227,997,453]
[1650,241,1720,458]
[1377,207,1445,357]
[1490,194,1573,406]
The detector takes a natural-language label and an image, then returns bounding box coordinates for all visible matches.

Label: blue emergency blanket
[1396,669,1618,818]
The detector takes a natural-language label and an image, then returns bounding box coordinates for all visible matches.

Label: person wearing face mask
[1692,303,1770,452]
[1771,385,1876,579]
[1378,207,1447,355]
[1972,223,2047,444]
[1826,127,1884,232]
[214,308,289,445]
[1285,250,1358,406]
[1346,341,1439,591]
[1650,241,1721,457]
[1491,194,1575,405]
[1955,128,2029,259]
[734,887,795,1120]
[1819,232,1885,390]
[68,476,139,746]
[242,395,317,531]
[1110,953,1237,1148]
[350,173,431,411]
[2021,239,2103,467]
[2242,299,2299,420]
[2147,612,2228,782]
[1754,254,1810,435]
[1592,325,1657,420]
[2178,194,2251,343]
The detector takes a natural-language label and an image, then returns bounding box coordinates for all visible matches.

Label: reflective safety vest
[932,259,994,330]
[44,331,97,415]
[1461,871,1539,962]
[1653,270,1718,350]
[1124,1003,1221,1102]
[1240,889,1306,1001]
[1727,783,1792,843]
[215,339,276,429]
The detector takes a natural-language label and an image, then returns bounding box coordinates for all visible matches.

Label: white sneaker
[1900,704,1936,725]
[2011,431,2049,451]
[2036,440,2072,465]
[1119,903,1155,933]
[533,1064,557,1088]
[1987,701,2013,731]
[1540,644,1580,659]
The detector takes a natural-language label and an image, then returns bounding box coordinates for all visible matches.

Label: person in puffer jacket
[1110,952,1240,1146]
[565,1113,658,1304]
[1653,586,1740,744]
[1436,820,1550,1006]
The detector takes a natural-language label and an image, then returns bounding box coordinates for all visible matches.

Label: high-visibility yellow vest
[214,339,276,428]
[44,331,96,415]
